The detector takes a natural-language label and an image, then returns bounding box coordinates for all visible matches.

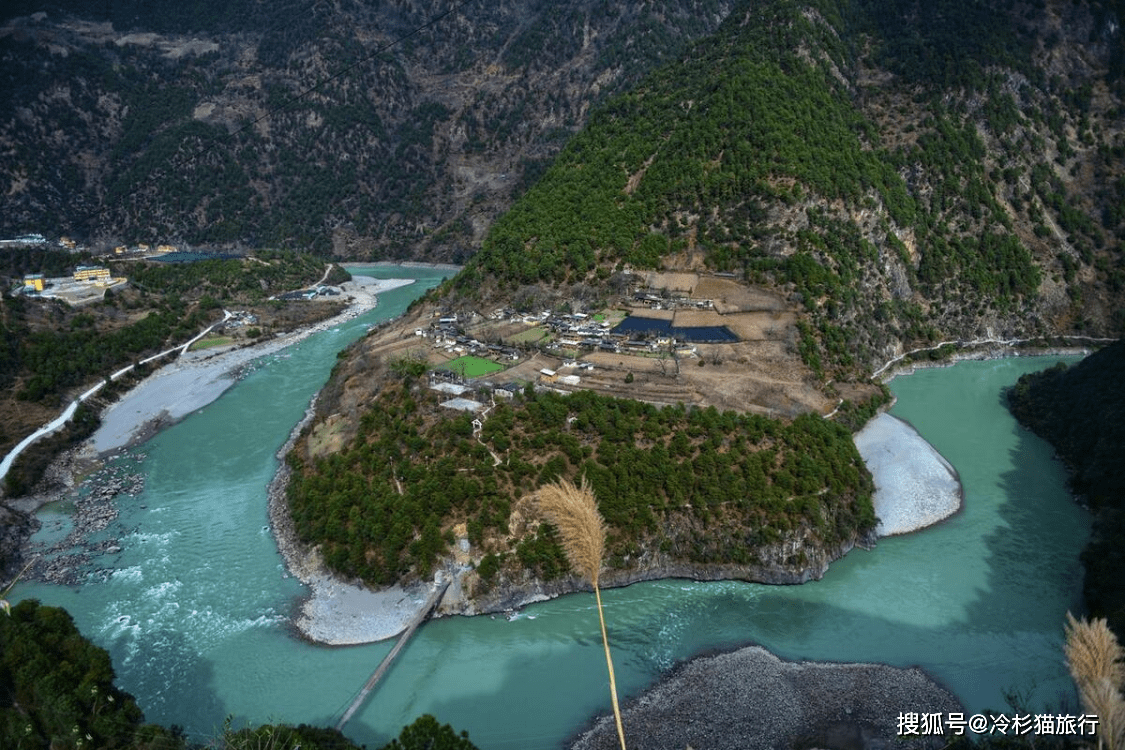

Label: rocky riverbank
[6,449,146,586]
[569,645,961,750]
[434,528,874,620]
[267,395,437,645]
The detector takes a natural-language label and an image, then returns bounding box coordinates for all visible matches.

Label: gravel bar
[570,645,961,750]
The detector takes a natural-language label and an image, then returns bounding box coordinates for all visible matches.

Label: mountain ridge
[0,0,737,256]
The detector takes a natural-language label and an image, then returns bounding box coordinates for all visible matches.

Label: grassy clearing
[189,335,235,351]
[437,355,505,378]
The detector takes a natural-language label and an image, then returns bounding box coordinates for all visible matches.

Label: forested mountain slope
[0,0,735,258]
[451,0,1125,374]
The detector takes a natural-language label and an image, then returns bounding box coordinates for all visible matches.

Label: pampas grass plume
[1064,611,1125,750]
[536,477,626,750]
[536,477,606,586]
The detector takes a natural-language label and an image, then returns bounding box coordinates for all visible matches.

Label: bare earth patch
[637,270,699,294]
[709,310,796,341]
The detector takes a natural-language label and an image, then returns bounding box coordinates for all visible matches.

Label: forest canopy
[288,383,876,588]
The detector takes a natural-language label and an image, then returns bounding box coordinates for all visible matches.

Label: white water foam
[111,566,144,584]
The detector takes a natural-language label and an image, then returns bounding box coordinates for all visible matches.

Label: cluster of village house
[418,309,595,420]
[420,307,703,361]
[419,309,710,423]
[416,281,738,422]
[630,289,715,310]
[428,367,597,430]
[539,311,684,355]
[417,313,523,360]
[212,311,259,330]
[427,378,517,418]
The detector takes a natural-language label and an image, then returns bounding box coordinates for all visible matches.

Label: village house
[74,265,111,283]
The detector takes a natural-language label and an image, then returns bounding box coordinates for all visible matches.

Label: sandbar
[293,571,430,645]
[853,412,962,535]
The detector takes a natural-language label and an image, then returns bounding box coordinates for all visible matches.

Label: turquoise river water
[12,266,1091,749]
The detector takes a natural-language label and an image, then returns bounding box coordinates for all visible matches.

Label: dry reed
[536,477,606,586]
[1064,611,1125,750]
[536,477,626,750]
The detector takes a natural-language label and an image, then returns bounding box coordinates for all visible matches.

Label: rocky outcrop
[437,530,874,618]
[32,458,144,586]
[0,445,145,586]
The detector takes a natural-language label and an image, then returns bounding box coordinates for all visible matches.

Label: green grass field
[438,355,505,378]
[189,335,235,351]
